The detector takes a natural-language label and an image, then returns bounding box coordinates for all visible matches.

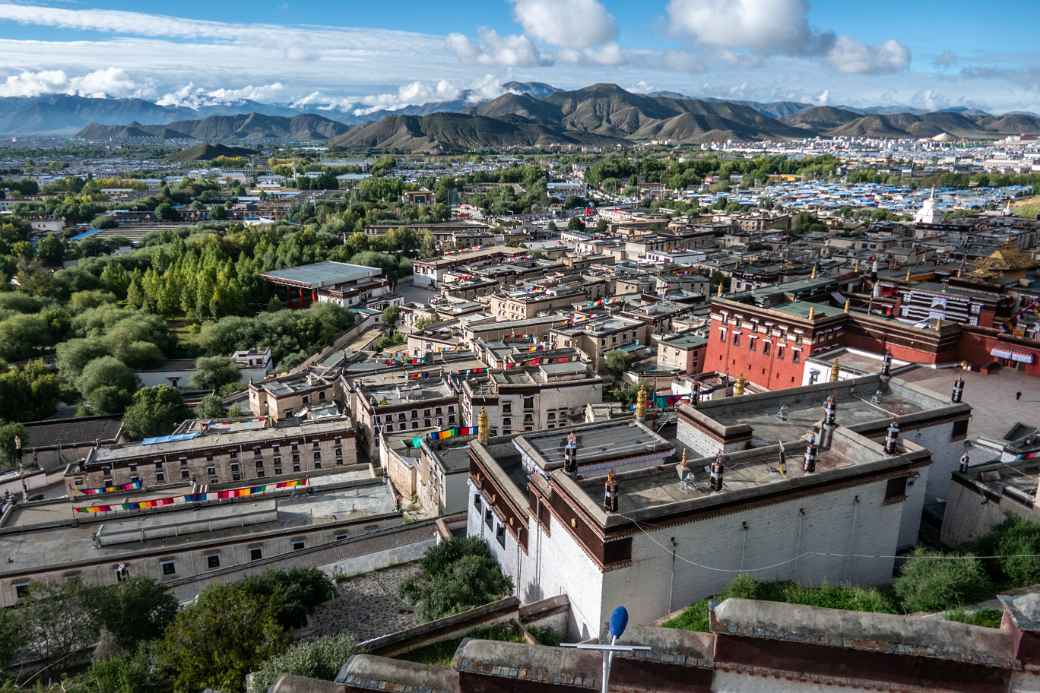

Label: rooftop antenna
[561,606,651,693]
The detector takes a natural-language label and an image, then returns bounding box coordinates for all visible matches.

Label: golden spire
[733,373,747,397]
[716,282,724,298]
[843,298,850,313]
[478,407,490,444]
[811,265,817,279]
[635,385,648,420]
[905,267,912,282]
[807,306,815,320]
[853,258,860,273]
[830,359,840,383]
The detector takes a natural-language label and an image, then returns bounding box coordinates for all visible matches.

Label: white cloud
[667,0,909,75]
[156,82,285,108]
[0,69,68,97]
[667,0,831,56]
[353,79,464,114]
[447,28,545,67]
[512,0,616,50]
[827,37,910,75]
[0,67,150,98]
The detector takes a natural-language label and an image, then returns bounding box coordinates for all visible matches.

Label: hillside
[169,143,257,161]
[76,113,350,143]
[783,106,862,131]
[329,112,610,153]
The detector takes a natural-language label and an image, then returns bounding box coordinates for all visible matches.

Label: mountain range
[15,82,1039,148]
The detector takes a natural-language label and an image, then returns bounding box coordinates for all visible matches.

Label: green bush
[945,608,1004,629]
[992,518,1040,587]
[894,549,992,613]
[238,568,337,631]
[400,537,513,621]
[663,575,896,633]
[248,633,355,693]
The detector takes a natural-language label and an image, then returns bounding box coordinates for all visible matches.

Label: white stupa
[914,188,943,225]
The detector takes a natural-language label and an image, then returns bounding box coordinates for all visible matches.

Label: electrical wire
[610,508,1040,574]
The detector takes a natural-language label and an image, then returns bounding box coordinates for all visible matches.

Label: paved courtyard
[303,561,423,642]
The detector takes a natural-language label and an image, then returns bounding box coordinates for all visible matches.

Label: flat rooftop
[515,419,673,472]
[92,418,353,463]
[688,374,952,447]
[362,380,454,404]
[260,261,382,289]
[0,474,397,576]
[896,367,1040,443]
[568,427,927,527]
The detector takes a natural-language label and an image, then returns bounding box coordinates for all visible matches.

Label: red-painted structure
[705,297,1040,387]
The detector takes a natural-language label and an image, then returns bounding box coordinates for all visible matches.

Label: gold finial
[807,306,815,320]
[635,385,648,420]
[830,359,840,383]
[716,282,724,297]
[853,258,860,273]
[905,267,912,282]
[811,265,817,279]
[843,298,850,313]
[733,373,747,397]
[478,407,490,444]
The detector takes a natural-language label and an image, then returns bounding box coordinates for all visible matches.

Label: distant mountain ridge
[23,82,1040,146]
[76,113,350,143]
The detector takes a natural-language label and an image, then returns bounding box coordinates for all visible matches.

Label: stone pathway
[302,562,423,642]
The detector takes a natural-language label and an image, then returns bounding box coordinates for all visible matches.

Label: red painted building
[705,299,846,390]
[705,297,1040,387]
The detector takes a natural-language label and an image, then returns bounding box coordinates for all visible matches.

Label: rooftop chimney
[881,351,892,378]
[710,452,725,492]
[884,421,900,454]
[803,433,818,473]
[778,441,787,476]
[564,432,578,476]
[478,407,490,444]
[603,470,619,512]
[952,377,965,404]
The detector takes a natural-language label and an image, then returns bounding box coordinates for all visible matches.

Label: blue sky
[0,0,1036,113]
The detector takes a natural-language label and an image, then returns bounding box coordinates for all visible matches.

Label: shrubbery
[893,549,992,613]
[247,633,355,693]
[400,537,513,621]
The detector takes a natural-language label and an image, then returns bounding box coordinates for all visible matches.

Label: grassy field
[1012,195,1040,219]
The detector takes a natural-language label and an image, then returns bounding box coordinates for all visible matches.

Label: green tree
[893,549,992,613]
[238,568,336,630]
[196,392,227,418]
[20,581,99,664]
[122,386,192,439]
[82,577,179,651]
[0,359,61,422]
[0,421,26,469]
[603,350,634,379]
[400,537,513,621]
[0,599,23,670]
[993,518,1040,586]
[78,356,137,414]
[70,644,167,693]
[56,338,111,381]
[248,633,354,693]
[192,356,240,391]
[382,304,401,328]
[36,233,66,265]
[154,203,178,221]
[159,583,286,693]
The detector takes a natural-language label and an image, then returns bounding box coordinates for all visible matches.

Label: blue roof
[141,432,201,445]
[70,227,101,241]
